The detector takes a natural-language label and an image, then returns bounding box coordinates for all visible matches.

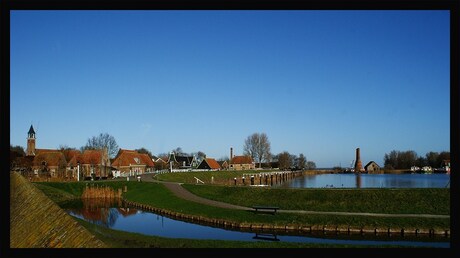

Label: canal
[272,173,450,189]
[65,198,450,248]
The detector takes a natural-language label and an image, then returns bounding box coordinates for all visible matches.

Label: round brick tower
[354,147,364,172]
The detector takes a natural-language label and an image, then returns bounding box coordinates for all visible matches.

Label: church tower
[26,125,36,156]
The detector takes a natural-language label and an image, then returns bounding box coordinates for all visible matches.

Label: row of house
[12,125,257,180]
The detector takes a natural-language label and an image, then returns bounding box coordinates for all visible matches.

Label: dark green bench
[252,206,279,214]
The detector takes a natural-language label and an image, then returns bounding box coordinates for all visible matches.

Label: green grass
[35,181,450,230]
[181,184,450,215]
[155,170,281,184]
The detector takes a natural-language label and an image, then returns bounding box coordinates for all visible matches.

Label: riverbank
[35,180,450,237]
[72,216,418,248]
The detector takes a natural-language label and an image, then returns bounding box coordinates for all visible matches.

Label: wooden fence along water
[231,171,304,186]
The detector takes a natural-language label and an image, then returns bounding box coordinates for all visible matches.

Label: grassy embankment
[35,181,438,248]
[35,180,450,231]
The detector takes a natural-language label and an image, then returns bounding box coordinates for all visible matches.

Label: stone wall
[10,172,107,248]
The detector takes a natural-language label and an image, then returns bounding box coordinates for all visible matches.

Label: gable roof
[156,157,167,163]
[231,155,253,164]
[81,150,104,164]
[112,149,154,167]
[167,152,194,166]
[364,161,380,169]
[139,153,155,167]
[198,158,221,170]
[33,151,66,167]
[35,149,59,154]
[217,160,228,166]
[66,149,107,166]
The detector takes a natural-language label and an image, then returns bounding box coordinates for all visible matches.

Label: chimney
[354,147,364,172]
[230,147,233,161]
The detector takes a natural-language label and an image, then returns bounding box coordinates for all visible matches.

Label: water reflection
[66,198,136,227]
[253,233,280,241]
[66,198,449,248]
[274,173,450,189]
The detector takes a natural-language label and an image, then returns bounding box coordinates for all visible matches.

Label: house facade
[229,155,255,170]
[111,149,155,176]
[23,124,110,180]
[365,161,381,174]
[217,160,229,170]
[167,152,197,170]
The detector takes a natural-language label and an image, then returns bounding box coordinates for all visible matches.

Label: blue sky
[10,10,450,168]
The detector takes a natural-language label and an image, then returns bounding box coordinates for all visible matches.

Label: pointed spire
[28,125,36,135]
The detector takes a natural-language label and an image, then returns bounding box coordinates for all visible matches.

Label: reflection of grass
[74,216,406,248]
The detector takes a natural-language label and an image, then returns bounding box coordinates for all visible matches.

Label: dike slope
[10,172,106,248]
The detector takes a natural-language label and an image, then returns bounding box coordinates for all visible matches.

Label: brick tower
[354,147,364,172]
[26,125,36,156]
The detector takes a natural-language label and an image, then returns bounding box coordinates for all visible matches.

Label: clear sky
[10,10,450,168]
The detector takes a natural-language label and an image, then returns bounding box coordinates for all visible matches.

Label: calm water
[273,173,450,189]
[66,200,450,248]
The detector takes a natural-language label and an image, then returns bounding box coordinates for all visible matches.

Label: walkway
[136,174,449,219]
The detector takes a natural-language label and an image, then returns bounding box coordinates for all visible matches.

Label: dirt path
[136,174,449,219]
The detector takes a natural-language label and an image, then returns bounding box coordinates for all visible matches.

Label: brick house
[229,155,255,170]
[111,149,155,176]
[67,149,111,179]
[22,125,110,180]
[32,150,67,178]
[365,161,381,174]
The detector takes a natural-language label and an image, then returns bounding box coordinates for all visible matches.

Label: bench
[252,206,279,214]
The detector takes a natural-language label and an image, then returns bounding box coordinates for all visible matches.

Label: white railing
[194,177,205,184]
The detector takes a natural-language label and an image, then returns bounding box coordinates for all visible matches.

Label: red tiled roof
[64,149,81,159]
[68,154,84,166]
[231,155,253,164]
[33,151,66,167]
[82,150,103,165]
[140,153,155,167]
[205,158,221,169]
[35,149,58,154]
[112,149,154,167]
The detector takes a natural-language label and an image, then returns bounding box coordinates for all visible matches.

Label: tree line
[383,150,450,170]
[242,132,316,170]
[11,131,317,171]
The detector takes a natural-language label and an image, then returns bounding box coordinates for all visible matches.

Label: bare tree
[83,133,119,159]
[59,145,77,163]
[297,153,306,169]
[277,151,291,170]
[172,147,187,156]
[243,132,271,168]
[136,147,153,158]
[306,161,316,170]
